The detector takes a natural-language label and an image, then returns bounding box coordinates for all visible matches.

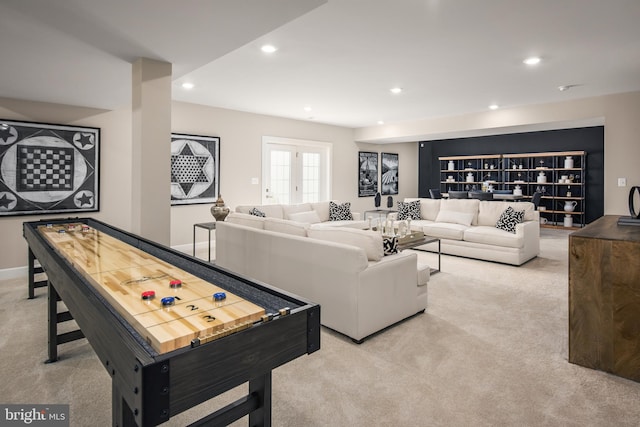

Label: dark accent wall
[418,126,604,224]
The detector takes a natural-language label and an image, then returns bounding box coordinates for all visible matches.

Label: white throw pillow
[435,210,474,227]
[307,228,383,261]
[288,210,322,224]
[282,203,312,219]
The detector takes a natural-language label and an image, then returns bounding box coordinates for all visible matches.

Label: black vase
[374,192,381,208]
[387,196,393,208]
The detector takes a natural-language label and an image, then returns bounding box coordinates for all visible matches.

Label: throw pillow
[249,207,266,217]
[383,236,398,255]
[435,210,475,227]
[329,201,353,221]
[288,210,322,224]
[397,200,421,220]
[495,206,525,233]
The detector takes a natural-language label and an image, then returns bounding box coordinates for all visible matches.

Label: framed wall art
[358,151,378,197]
[0,119,100,217]
[171,133,220,205]
[381,152,399,195]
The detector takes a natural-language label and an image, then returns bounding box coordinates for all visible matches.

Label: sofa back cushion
[282,203,312,219]
[236,204,284,219]
[264,217,309,236]
[405,198,441,220]
[439,199,480,225]
[477,201,536,226]
[310,201,331,222]
[288,210,322,224]
[226,212,265,229]
[308,227,383,261]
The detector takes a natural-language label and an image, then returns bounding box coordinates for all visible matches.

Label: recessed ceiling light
[558,84,581,92]
[489,104,499,110]
[523,56,541,65]
[377,120,385,125]
[261,44,277,53]
[390,87,403,94]
[181,82,194,90]
[303,106,312,112]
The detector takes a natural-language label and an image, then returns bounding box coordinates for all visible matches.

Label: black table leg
[249,372,272,427]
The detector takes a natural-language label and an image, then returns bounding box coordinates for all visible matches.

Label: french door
[262,136,331,205]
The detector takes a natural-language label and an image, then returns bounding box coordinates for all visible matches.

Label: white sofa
[390,198,540,265]
[215,213,429,343]
[234,201,369,229]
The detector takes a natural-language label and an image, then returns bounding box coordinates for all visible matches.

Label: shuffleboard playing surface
[37,223,266,354]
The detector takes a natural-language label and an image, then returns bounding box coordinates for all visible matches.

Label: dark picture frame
[0,119,100,217]
[381,152,399,195]
[171,133,220,205]
[358,151,378,197]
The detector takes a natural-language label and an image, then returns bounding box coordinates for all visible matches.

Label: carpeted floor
[1,229,639,426]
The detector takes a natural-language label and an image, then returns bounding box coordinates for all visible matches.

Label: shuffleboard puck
[141,290,155,300]
[213,292,226,301]
[169,279,182,288]
[161,296,175,306]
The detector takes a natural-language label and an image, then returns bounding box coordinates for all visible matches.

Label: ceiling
[2,0,640,132]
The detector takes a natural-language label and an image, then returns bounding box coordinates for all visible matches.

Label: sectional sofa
[215,209,429,343]
[390,198,540,265]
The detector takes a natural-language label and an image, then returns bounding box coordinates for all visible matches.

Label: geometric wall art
[170,133,220,205]
[381,152,399,195]
[0,119,100,217]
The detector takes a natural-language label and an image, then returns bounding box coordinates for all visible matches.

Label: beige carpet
[1,229,639,426]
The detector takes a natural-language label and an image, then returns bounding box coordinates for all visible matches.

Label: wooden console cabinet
[568,215,640,382]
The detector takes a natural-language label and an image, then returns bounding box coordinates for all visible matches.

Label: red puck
[141,290,156,300]
[169,280,182,288]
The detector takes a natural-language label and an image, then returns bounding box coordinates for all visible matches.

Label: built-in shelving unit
[439,151,587,229]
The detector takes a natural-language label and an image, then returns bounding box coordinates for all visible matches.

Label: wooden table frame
[24,218,320,427]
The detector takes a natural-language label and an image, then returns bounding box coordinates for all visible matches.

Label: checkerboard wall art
[170,133,220,205]
[0,119,100,216]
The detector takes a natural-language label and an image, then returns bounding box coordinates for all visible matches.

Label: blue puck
[213,292,226,301]
[161,296,175,306]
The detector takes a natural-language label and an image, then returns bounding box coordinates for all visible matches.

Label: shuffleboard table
[23,217,321,427]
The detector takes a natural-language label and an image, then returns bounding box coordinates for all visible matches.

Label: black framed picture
[171,133,220,205]
[358,151,378,197]
[381,152,399,195]
[0,119,100,217]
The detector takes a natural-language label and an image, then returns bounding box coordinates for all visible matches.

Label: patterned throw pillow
[329,201,354,221]
[249,207,266,217]
[397,200,421,220]
[383,236,398,255]
[495,207,525,233]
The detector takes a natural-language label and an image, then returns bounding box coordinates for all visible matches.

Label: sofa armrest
[516,219,540,258]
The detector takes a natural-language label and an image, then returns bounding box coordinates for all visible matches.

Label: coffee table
[397,236,441,274]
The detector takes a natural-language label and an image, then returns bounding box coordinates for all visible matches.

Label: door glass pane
[270,150,291,204]
[302,152,320,203]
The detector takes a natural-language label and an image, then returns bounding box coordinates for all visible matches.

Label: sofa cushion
[249,207,266,217]
[495,206,525,233]
[226,212,265,229]
[282,203,312,219]
[477,201,535,226]
[288,210,322,224]
[329,201,354,221]
[236,204,284,219]
[397,200,421,220]
[421,222,467,240]
[308,227,383,261]
[404,198,441,221]
[310,201,331,222]
[435,210,474,227]
[264,217,309,236]
[463,225,524,248]
[439,199,480,225]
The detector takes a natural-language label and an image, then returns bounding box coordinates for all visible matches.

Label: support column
[131,58,172,245]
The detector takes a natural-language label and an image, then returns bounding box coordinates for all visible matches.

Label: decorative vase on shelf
[210,194,230,221]
[564,214,573,228]
[374,192,381,208]
[563,200,578,212]
[448,160,455,171]
[537,171,547,183]
[466,172,474,183]
[564,156,574,169]
[513,185,523,196]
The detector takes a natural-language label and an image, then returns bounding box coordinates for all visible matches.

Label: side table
[364,209,397,221]
[398,236,441,274]
[193,222,217,262]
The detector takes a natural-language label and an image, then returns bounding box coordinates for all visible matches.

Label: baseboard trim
[0,266,28,280]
